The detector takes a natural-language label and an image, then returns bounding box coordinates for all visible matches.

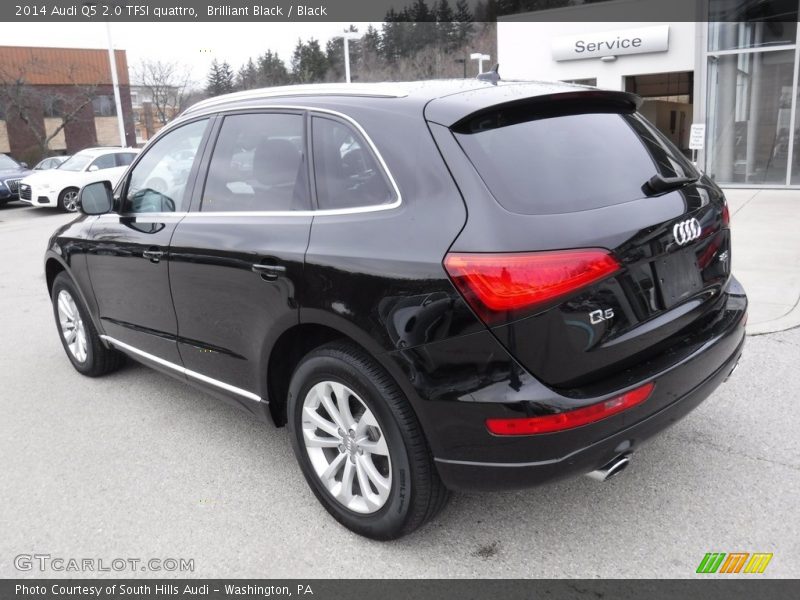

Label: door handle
[252,263,286,280]
[143,248,164,263]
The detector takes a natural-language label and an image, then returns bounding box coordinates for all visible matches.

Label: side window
[116,152,137,167]
[89,153,116,171]
[311,116,396,210]
[201,112,308,212]
[124,119,208,214]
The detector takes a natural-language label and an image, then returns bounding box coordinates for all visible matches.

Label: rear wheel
[287,342,448,540]
[51,272,124,376]
[58,187,79,213]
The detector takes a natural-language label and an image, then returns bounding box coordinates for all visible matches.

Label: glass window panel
[709,1,797,50]
[706,49,796,185]
[792,57,800,184]
[125,119,208,213]
[201,113,309,212]
[312,117,395,210]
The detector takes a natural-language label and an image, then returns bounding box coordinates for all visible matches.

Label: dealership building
[499,0,800,188]
[0,45,136,164]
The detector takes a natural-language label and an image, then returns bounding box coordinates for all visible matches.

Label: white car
[19,147,139,212]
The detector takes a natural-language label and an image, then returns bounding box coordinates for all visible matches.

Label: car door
[85,118,212,366]
[168,110,312,405]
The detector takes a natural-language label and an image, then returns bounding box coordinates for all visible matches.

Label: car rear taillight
[443,249,621,324]
[722,202,730,227]
[486,382,655,436]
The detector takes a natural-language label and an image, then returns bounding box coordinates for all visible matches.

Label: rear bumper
[388,277,747,492]
[435,333,743,490]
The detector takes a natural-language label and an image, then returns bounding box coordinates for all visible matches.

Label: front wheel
[58,187,79,213]
[287,342,448,540]
[51,272,125,376]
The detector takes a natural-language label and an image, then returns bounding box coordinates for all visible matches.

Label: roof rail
[184,83,409,115]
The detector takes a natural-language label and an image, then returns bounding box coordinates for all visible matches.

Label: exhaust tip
[586,454,630,482]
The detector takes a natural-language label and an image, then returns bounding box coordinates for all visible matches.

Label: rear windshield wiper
[642,173,699,196]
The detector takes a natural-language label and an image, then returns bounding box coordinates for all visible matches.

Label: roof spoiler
[451,89,643,132]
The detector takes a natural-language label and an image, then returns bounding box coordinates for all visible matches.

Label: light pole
[470,52,491,75]
[83,1,127,147]
[105,21,127,147]
[334,31,361,83]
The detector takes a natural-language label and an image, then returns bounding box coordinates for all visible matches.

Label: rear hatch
[438,90,732,395]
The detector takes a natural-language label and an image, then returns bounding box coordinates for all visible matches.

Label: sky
[1,22,380,86]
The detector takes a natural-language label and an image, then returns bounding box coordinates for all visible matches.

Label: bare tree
[0,56,100,162]
[133,59,193,126]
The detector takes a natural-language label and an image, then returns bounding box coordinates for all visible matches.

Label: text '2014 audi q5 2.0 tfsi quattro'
[45,79,746,540]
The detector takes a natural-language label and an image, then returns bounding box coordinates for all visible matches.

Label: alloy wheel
[57,290,87,362]
[62,190,79,212]
[301,380,392,514]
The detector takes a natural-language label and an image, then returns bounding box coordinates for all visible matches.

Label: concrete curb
[747,296,800,336]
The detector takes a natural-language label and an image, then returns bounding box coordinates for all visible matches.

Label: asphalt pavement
[0,203,798,578]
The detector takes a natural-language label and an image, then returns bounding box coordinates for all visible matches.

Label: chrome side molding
[100,335,262,403]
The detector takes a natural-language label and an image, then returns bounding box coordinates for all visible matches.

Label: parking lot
[0,202,798,578]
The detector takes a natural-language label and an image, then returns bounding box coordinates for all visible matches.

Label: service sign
[552,25,670,62]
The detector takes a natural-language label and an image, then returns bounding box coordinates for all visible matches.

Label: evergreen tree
[454,0,475,46]
[359,25,383,74]
[291,38,329,83]
[409,0,433,21]
[381,9,404,63]
[236,58,258,90]
[362,25,382,56]
[205,59,234,96]
[435,0,457,49]
[409,0,436,51]
[474,0,498,21]
[257,50,290,86]
[218,61,235,94]
[326,37,344,81]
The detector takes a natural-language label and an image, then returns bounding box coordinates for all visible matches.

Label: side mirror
[88,164,99,172]
[79,181,114,215]
[20,162,28,169]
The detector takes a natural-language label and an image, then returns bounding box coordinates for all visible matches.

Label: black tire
[287,341,448,540]
[51,272,125,377]
[57,187,79,213]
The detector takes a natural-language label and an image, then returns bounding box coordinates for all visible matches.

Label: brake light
[722,202,730,227]
[486,382,655,436]
[444,249,621,323]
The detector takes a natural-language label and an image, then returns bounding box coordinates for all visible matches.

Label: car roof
[74,147,139,157]
[180,79,639,126]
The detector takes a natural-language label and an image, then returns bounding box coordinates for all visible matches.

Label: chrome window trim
[100,335,262,403]
[123,104,402,218]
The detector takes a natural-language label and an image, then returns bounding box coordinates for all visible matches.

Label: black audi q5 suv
[45,80,746,539]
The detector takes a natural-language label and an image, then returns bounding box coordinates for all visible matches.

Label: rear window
[454,110,698,215]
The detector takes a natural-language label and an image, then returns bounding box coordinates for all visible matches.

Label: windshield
[0,154,20,170]
[58,154,93,172]
[455,110,700,216]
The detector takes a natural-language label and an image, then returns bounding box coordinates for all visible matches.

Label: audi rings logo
[672,218,702,246]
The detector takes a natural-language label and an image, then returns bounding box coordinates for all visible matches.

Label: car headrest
[253,138,301,186]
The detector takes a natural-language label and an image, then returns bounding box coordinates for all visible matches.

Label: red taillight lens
[486,382,655,436]
[722,203,730,227]
[444,249,621,323]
